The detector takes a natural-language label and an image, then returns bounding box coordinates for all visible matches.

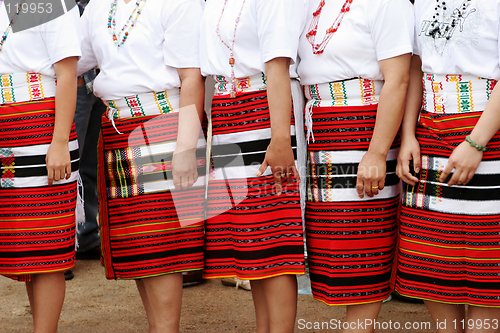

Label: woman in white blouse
[200,0,306,331]
[297,0,413,330]
[78,0,206,331]
[396,0,500,330]
[0,5,81,332]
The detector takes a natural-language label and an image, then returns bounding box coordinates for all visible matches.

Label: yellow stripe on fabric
[0,224,74,232]
[110,225,201,237]
[205,270,306,281]
[0,215,75,223]
[312,295,391,307]
[0,99,51,108]
[425,125,475,133]
[111,268,203,280]
[395,288,500,308]
[425,114,480,123]
[114,149,129,197]
[0,109,54,117]
[401,246,500,260]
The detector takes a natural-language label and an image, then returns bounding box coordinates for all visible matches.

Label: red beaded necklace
[216,0,246,98]
[306,0,354,55]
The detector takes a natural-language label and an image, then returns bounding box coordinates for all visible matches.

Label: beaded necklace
[216,0,246,98]
[429,0,473,55]
[107,0,146,48]
[0,0,27,53]
[306,0,354,55]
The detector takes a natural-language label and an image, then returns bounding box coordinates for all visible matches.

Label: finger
[371,183,379,196]
[173,174,181,190]
[256,160,268,177]
[292,165,301,183]
[47,168,54,186]
[53,168,61,182]
[364,179,374,197]
[66,164,72,180]
[447,170,460,186]
[413,153,421,174]
[379,177,385,191]
[356,178,364,199]
[439,162,454,183]
[457,170,468,186]
[286,166,294,185]
[465,171,475,185]
[397,162,415,186]
[188,174,195,188]
[181,176,190,190]
[272,167,283,196]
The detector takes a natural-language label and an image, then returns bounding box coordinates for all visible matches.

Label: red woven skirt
[98,110,206,280]
[306,104,400,305]
[204,89,305,280]
[0,98,78,281]
[395,110,500,306]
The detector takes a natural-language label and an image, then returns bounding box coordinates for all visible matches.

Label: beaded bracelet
[465,135,487,152]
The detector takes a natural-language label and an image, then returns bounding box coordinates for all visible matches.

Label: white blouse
[0,5,81,76]
[298,0,414,85]
[414,0,500,79]
[78,0,204,101]
[199,0,307,78]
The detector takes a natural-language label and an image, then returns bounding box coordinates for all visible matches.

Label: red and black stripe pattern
[0,98,78,281]
[396,110,500,306]
[204,90,305,280]
[99,111,205,280]
[306,104,400,305]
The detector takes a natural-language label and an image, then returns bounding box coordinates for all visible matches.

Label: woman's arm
[439,83,500,185]
[396,55,423,186]
[256,57,299,196]
[47,56,79,185]
[172,68,205,190]
[356,53,411,198]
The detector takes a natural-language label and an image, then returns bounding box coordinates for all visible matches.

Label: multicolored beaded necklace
[306,0,354,55]
[107,0,146,48]
[216,0,246,98]
[0,0,27,53]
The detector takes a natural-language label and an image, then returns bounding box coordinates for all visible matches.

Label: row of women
[1,0,500,332]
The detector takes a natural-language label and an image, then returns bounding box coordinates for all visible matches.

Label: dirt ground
[0,260,437,333]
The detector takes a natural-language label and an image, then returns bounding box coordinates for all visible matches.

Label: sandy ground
[0,260,437,333]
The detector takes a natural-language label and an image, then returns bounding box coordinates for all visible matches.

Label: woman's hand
[46,140,71,185]
[356,151,386,198]
[439,141,483,186]
[396,135,421,186]
[172,148,199,190]
[256,138,299,196]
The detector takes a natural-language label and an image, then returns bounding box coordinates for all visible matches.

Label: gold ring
[372,185,379,189]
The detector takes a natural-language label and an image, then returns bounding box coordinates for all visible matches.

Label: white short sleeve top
[199,0,307,78]
[0,5,81,76]
[414,0,500,79]
[298,0,414,85]
[78,0,204,101]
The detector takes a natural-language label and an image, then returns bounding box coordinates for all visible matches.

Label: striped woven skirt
[204,75,305,280]
[0,97,79,282]
[395,74,500,306]
[99,90,206,280]
[304,79,400,305]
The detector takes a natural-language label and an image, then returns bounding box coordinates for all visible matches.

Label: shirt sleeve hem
[377,45,413,61]
[262,49,296,64]
[51,49,82,65]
